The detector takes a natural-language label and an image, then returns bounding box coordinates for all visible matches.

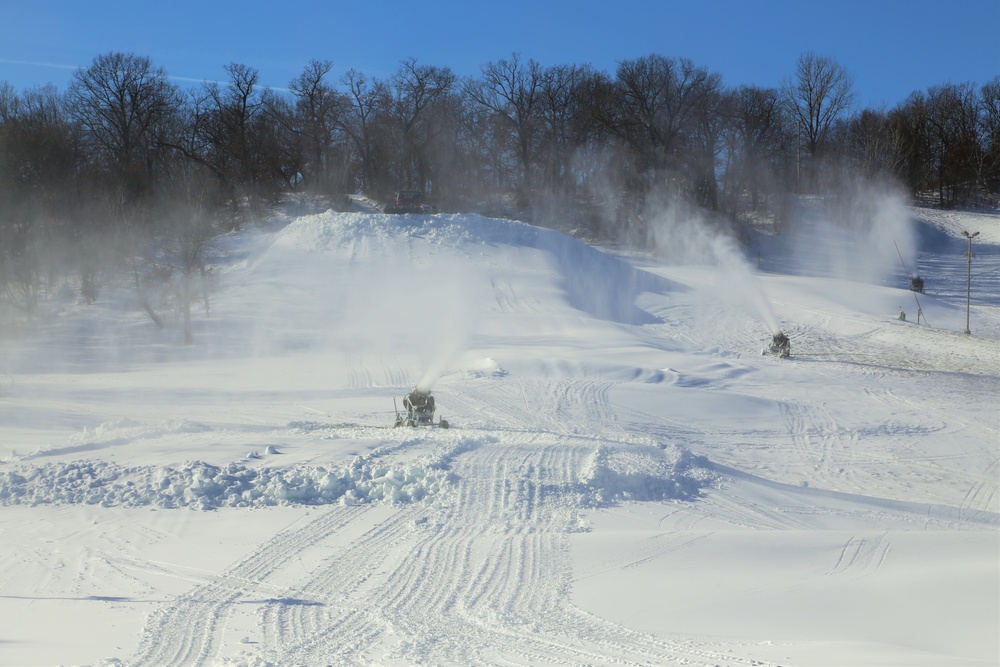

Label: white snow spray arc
[646,195,781,336]
[711,235,781,335]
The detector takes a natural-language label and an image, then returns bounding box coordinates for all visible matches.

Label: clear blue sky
[1,0,997,110]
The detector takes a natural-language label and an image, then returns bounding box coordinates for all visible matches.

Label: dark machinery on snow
[383,190,426,214]
[765,331,791,358]
[394,388,449,428]
[894,239,928,325]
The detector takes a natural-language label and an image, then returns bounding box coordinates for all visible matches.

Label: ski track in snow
[129,505,373,666]
[129,439,749,667]
[826,533,891,579]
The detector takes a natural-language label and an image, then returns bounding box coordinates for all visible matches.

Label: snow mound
[267,210,679,325]
[0,437,484,510]
[271,210,540,251]
[0,436,715,511]
[911,206,1000,245]
[466,356,507,379]
[580,442,713,506]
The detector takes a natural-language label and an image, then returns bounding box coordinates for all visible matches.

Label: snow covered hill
[0,201,997,666]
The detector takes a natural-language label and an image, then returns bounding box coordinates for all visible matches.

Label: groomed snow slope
[0,204,997,667]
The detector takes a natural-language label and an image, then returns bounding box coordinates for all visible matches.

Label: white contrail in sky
[1,58,205,84]
[0,58,79,71]
[167,75,227,86]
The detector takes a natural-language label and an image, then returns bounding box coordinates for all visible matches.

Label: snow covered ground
[0,195,997,666]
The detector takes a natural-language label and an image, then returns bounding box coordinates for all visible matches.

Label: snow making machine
[394,387,450,428]
[765,331,791,358]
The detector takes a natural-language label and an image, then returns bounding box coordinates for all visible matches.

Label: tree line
[1,50,997,341]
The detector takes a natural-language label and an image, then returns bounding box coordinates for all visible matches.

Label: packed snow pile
[0,436,484,509]
[1,427,717,511]
[267,210,677,326]
[273,210,541,251]
[580,442,713,505]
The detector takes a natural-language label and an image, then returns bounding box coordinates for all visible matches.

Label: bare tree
[0,81,17,121]
[67,52,180,203]
[67,54,181,323]
[535,63,603,197]
[161,173,220,346]
[723,85,787,212]
[341,68,391,195]
[0,84,80,315]
[928,82,981,205]
[784,52,856,190]
[848,108,907,181]
[414,87,468,208]
[976,77,1000,197]
[465,54,544,204]
[199,63,288,225]
[453,93,516,204]
[289,60,350,194]
[388,58,456,193]
[609,55,716,191]
[888,92,935,194]
[687,71,725,209]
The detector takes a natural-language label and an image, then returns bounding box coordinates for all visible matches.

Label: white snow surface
[0,200,997,666]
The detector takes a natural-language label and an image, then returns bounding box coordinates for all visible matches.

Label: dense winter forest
[1,50,998,339]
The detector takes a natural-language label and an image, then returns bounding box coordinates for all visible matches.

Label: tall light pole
[962,230,979,335]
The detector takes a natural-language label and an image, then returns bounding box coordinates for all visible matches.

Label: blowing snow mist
[645,194,782,335]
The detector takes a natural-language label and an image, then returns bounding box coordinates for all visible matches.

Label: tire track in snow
[250,425,758,664]
[432,439,764,666]
[260,506,426,664]
[961,456,1000,519]
[866,387,1000,516]
[452,376,621,442]
[827,532,891,579]
[491,275,524,313]
[267,437,576,664]
[127,505,371,667]
[306,440,714,664]
[780,399,865,492]
[573,531,712,583]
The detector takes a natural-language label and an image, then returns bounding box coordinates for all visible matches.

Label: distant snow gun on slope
[895,239,929,326]
[394,388,450,429]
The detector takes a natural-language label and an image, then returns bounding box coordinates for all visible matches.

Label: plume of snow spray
[414,300,470,393]
[303,227,478,392]
[408,261,476,393]
[646,193,781,334]
[785,182,916,284]
[710,236,782,335]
